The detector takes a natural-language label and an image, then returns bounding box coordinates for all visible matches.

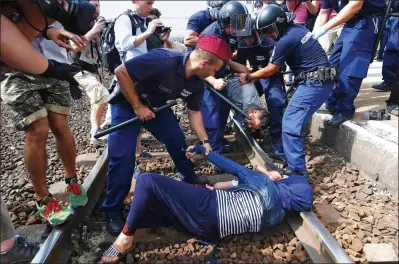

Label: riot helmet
[218,0,251,36]
[255,4,295,40]
[207,0,230,20]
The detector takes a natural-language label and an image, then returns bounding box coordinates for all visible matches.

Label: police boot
[372,81,392,91]
[327,113,352,127]
[183,175,211,186]
[317,103,335,115]
[106,215,124,237]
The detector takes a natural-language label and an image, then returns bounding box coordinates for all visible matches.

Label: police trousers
[327,16,382,117]
[200,87,231,153]
[282,80,334,172]
[382,17,399,84]
[102,102,198,217]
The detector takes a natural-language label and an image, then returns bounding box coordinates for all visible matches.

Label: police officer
[373,15,399,91]
[238,5,336,180]
[236,18,286,140]
[184,1,230,50]
[102,35,232,236]
[200,1,252,155]
[313,0,385,126]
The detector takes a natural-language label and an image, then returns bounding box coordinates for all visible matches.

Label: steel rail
[32,148,109,264]
[230,114,354,263]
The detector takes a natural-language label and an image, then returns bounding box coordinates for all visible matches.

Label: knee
[137,173,159,185]
[48,114,71,138]
[25,118,49,144]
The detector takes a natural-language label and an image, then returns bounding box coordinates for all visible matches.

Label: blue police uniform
[382,17,399,85]
[324,0,385,118]
[186,9,214,51]
[199,22,231,153]
[271,24,334,174]
[237,37,285,137]
[103,49,204,218]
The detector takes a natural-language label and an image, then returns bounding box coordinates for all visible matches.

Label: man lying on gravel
[223,75,267,129]
[98,146,313,264]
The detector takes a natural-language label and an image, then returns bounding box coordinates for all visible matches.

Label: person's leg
[0,197,15,246]
[387,62,399,116]
[144,109,206,184]
[283,81,334,175]
[377,27,389,61]
[100,173,218,263]
[102,102,141,234]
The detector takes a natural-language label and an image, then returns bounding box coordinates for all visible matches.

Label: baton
[205,82,252,120]
[370,0,394,63]
[94,99,179,139]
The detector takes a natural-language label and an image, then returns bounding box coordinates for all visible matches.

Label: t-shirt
[292,2,309,25]
[270,24,329,74]
[186,9,214,34]
[125,49,204,111]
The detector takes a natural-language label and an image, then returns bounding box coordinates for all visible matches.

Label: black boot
[327,113,352,127]
[106,216,124,237]
[372,81,392,91]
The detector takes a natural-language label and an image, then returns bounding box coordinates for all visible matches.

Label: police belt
[295,66,338,83]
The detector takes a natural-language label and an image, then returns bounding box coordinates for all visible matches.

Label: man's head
[89,0,100,19]
[246,108,267,129]
[148,8,161,19]
[134,0,154,17]
[218,1,250,36]
[189,35,232,80]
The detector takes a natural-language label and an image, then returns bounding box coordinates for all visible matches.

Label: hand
[160,29,171,42]
[134,105,155,121]
[268,170,283,181]
[47,28,89,51]
[68,79,83,100]
[211,78,227,90]
[185,146,196,159]
[247,65,253,71]
[205,184,214,191]
[312,25,328,40]
[237,73,248,84]
[202,143,212,155]
[146,19,163,35]
[90,18,106,36]
[40,60,80,83]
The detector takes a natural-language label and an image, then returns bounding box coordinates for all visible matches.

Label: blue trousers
[102,102,198,217]
[259,78,286,137]
[281,80,334,172]
[377,27,389,60]
[326,16,382,117]
[382,17,399,84]
[126,173,219,242]
[200,87,231,153]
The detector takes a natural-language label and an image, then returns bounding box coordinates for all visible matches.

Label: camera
[155,26,171,34]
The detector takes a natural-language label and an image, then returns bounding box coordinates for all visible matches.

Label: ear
[199,59,209,68]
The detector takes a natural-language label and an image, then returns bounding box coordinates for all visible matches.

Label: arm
[241,63,280,82]
[184,30,199,47]
[305,0,320,15]
[70,19,106,52]
[286,0,298,11]
[187,109,208,141]
[313,7,332,30]
[0,15,48,74]
[323,1,363,30]
[228,60,249,74]
[205,76,227,90]
[114,64,155,121]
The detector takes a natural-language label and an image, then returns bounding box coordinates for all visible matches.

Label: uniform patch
[158,85,172,93]
[301,32,312,44]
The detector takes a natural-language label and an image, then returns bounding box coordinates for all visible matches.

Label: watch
[198,140,210,145]
[245,74,253,83]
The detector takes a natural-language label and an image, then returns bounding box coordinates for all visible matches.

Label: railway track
[32,113,353,264]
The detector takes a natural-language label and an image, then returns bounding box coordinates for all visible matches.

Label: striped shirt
[216,190,263,238]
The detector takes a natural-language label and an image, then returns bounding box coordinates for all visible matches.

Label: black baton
[205,82,252,120]
[94,99,178,139]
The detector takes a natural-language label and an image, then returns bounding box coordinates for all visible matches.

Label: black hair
[149,8,161,18]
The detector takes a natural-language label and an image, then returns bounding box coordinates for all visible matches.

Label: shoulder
[189,10,207,19]
[281,24,307,42]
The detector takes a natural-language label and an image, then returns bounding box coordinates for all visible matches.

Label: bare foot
[98,233,134,264]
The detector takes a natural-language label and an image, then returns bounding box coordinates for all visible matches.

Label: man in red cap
[102,35,232,236]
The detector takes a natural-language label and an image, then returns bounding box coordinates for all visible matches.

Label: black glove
[68,79,83,100]
[40,59,80,83]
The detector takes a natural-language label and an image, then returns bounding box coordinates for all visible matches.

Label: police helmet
[218,1,251,36]
[255,4,294,40]
[207,0,231,19]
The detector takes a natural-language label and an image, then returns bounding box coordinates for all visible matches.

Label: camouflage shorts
[0,71,71,131]
[73,71,109,105]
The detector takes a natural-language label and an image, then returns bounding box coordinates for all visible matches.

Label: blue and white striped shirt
[216,190,263,238]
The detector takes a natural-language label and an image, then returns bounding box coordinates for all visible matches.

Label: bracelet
[198,140,210,145]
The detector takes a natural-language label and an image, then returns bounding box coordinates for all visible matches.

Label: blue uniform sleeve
[185,83,204,111]
[124,51,166,82]
[186,13,202,33]
[321,0,332,9]
[270,40,295,67]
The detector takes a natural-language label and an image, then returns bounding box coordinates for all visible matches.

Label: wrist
[198,139,210,145]
[245,73,253,83]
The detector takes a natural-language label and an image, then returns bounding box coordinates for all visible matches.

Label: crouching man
[103,35,232,236]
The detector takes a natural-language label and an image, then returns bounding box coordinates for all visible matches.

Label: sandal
[98,244,134,264]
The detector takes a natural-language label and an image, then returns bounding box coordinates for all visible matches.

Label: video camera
[155,26,171,34]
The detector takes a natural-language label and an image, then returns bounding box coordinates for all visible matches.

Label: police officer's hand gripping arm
[238,63,280,84]
[114,64,155,121]
[313,1,364,39]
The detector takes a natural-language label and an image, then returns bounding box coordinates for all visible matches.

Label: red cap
[197,35,232,62]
